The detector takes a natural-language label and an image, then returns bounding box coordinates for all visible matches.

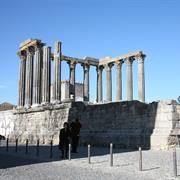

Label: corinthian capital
[104,63,113,71]
[125,57,134,66]
[17,51,26,60]
[136,53,146,63]
[115,60,123,69]
[82,63,90,71]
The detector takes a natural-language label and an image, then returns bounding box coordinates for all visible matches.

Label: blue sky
[0,0,179,105]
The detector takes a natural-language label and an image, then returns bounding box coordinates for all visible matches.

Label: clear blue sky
[0,0,179,105]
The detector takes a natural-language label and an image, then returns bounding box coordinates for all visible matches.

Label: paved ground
[0,141,179,180]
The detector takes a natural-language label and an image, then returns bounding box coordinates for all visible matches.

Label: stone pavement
[0,141,179,180]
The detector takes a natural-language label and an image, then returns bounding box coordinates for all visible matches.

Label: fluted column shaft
[137,55,145,102]
[33,45,41,105]
[25,47,34,107]
[69,61,76,99]
[105,64,113,101]
[53,41,61,103]
[18,53,26,107]
[125,57,133,101]
[97,66,103,102]
[42,46,51,104]
[115,60,123,101]
[83,64,90,101]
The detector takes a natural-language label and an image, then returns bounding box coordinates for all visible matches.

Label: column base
[52,100,61,104]
[41,102,50,106]
[31,103,40,108]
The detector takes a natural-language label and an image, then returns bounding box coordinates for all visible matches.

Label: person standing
[70,118,82,153]
[59,122,71,159]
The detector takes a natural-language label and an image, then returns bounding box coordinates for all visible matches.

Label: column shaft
[97,66,103,102]
[33,45,41,105]
[83,64,90,101]
[18,53,26,107]
[69,61,76,99]
[138,55,145,102]
[126,57,133,101]
[53,41,61,103]
[25,48,33,107]
[115,60,123,101]
[105,64,113,101]
[42,46,51,104]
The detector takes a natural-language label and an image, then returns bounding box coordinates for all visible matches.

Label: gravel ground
[0,141,179,180]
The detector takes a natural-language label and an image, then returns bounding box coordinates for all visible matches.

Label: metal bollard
[50,140,53,159]
[139,147,142,171]
[69,144,71,160]
[173,148,177,177]
[25,139,28,154]
[15,138,18,153]
[6,138,9,152]
[110,143,113,167]
[36,139,39,156]
[88,144,91,164]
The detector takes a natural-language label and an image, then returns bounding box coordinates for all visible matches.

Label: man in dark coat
[59,122,71,159]
[70,118,82,153]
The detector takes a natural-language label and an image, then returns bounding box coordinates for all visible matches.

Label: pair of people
[59,119,82,159]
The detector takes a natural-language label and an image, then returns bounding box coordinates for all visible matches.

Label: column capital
[104,63,113,71]
[125,57,134,66]
[26,46,35,56]
[136,54,145,63]
[17,51,26,61]
[115,60,124,69]
[96,65,103,72]
[82,63,90,71]
[67,60,77,69]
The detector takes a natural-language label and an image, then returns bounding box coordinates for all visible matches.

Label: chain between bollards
[36,139,40,156]
[15,138,18,153]
[69,144,71,161]
[88,144,91,164]
[25,139,28,154]
[173,147,177,177]
[110,143,113,167]
[6,138,9,152]
[139,147,142,171]
[50,139,53,159]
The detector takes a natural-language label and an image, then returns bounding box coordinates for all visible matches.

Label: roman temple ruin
[17,39,146,108]
[0,38,179,150]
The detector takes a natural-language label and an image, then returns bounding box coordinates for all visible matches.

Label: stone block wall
[0,100,179,149]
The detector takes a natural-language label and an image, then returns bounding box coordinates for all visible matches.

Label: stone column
[137,54,145,102]
[32,44,42,106]
[83,63,90,101]
[115,60,123,101]
[53,41,62,103]
[96,66,103,102]
[18,51,26,107]
[42,46,51,104]
[125,57,134,101]
[25,47,34,107]
[105,63,113,102]
[68,61,76,100]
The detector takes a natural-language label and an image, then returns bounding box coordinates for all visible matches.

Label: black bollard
[110,143,113,167]
[139,147,142,171]
[36,139,39,156]
[15,138,18,153]
[50,140,53,159]
[25,139,28,154]
[173,148,177,177]
[88,144,91,164]
[6,138,9,152]
[69,144,71,161]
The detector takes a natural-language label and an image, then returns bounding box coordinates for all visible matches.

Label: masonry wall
[0,100,179,149]
[0,110,15,137]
